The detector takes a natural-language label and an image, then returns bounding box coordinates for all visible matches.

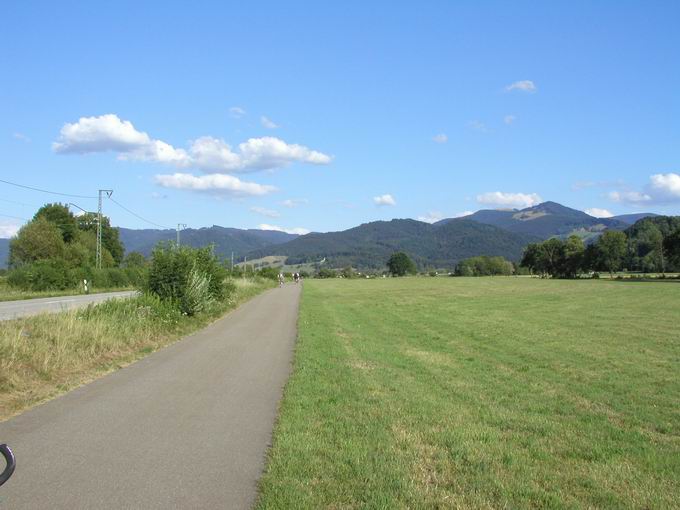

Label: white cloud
[649,173,680,201]
[229,106,246,118]
[608,173,680,206]
[417,211,444,223]
[585,208,613,218]
[261,116,279,129]
[280,198,308,208]
[154,173,276,197]
[53,114,154,154]
[13,132,31,142]
[504,115,516,125]
[53,115,332,197]
[433,133,448,144]
[505,80,537,93]
[250,206,280,218]
[477,191,542,209]
[258,224,310,235]
[54,115,331,173]
[608,191,652,204]
[0,221,21,238]
[468,120,488,132]
[373,194,396,206]
[454,210,474,218]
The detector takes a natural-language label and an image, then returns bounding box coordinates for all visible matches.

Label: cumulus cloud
[608,173,680,206]
[154,173,276,197]
[280,198,308,208]
[585,208,614,218]
[417,211,445,223]
[649,173,680,202]
[505,80,537,93]
[433,133,448,144]
[250,206,280,218]
[53,115,331,173]
[477,191,542,209]
[259,224,310,235]
[373,194,396,206]
[261,116,279,129]
[0,221,21,238]
[504,115,516,125]
[229,106,246,118]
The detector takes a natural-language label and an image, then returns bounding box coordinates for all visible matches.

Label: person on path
[278,272,285,287]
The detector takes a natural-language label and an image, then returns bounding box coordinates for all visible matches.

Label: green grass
[257,278,680,509]
[0,277,273,420]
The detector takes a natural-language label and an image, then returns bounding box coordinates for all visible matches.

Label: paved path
[0,283,301,509]
[0,291,138,321]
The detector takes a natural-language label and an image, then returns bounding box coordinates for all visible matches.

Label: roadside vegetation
[0,242,274,420]
[258,278,680,509]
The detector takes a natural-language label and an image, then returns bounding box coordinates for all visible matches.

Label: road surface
[0,291,138,321]
[0,283,301,509]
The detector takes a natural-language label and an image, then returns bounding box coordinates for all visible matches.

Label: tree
[598,230,627,277]
[563,235,585,278]
[521,243,545,275]
[77,212,125,266]
[663,229,680,269]
[34,203,79,243]
[124,251,147,268]
[387,252,416,276]
[9,217,65,267]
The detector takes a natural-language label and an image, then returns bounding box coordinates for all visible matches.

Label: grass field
[258,278,680,509]
[0,278,273,421]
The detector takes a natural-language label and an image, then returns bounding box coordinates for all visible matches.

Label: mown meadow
[258,277,680,509]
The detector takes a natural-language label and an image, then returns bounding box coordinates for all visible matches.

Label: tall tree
[77,212,125,266]
[598,230,627,277]
[563,235,585,278]
[387,252,416,276]
[9,217,65,267]
[33,203,78,243]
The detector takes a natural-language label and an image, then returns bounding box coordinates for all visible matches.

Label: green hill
[119,226,297,260]
[246,218,539,270]
[437,201,631,239]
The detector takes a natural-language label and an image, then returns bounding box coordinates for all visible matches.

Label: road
[0,291,138,321]
[0,283,301,509]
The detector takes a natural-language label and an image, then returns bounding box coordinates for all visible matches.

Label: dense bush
[316,268,337,279]
[145,243,228,315]
[6,261,145,291]
[456,256,513,276]
[257,266,280,280]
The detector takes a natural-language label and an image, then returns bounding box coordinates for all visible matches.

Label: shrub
[7,259,75,291]
[146,243,228,315]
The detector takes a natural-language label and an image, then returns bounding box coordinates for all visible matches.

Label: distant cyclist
[278,272,285,287]
[294,272,300,284]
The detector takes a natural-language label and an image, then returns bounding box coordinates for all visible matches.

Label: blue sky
[1,1,679,237]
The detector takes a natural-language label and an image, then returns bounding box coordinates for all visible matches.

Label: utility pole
[244,256,247,280]
[96,189,113,269]
[176,223,187,247]
[231,252,234,272]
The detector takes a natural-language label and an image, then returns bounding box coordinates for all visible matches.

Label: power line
[107,196,171,229]
[0,197,41,208]
[0,178,97,199]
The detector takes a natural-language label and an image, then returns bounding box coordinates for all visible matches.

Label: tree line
[520,216,680,278]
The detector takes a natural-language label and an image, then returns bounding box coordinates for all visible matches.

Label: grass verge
[0,277,273,421]
[257,277,680,509]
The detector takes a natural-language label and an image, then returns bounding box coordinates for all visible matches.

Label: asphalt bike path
[0,282,301,508]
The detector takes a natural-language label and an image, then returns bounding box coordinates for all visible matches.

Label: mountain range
[0,201,661,270]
